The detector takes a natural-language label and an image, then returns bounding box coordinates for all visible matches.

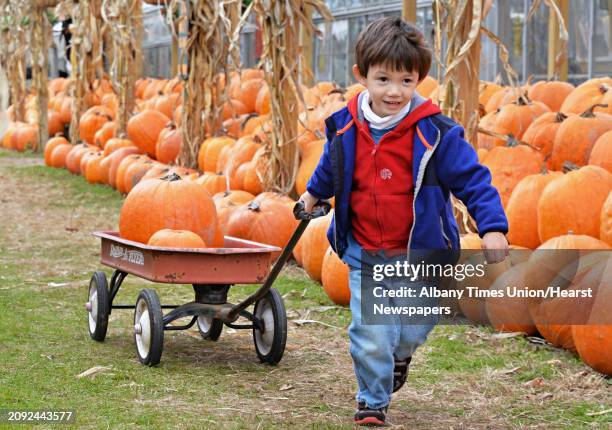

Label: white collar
[360,90,411,130]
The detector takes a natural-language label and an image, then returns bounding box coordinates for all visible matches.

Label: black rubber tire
[197,315,223,341]
[88,271,110,342]
[252,288,287,365]
[134,289,164,366]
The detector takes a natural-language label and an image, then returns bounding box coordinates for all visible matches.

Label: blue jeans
[348,265,439,409]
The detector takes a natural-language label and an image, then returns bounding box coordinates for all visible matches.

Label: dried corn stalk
[527,0,568,79]
[1,0,28,123]
[433,0,493,147]
[252,0,331,194]
[31,1,57,151]
[101,0,141,133]
[165,0,245,168]
[61,0,105,143]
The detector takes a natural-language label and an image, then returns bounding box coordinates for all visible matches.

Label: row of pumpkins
[1,70,611,375]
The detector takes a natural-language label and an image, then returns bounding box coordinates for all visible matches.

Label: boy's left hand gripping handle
[293,201,332,220]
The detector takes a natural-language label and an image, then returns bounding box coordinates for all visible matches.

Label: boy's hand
[298,191,319,213]
[481,232,509,264]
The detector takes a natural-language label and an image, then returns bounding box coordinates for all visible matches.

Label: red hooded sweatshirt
[347,94,441,250]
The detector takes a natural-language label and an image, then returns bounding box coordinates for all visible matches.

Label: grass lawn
[0,149,610,429]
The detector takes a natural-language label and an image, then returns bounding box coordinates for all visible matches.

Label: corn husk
[1,0,28,123]
[252,0,331,194]
[101,0,141,133]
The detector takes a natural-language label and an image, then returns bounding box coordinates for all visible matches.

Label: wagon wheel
[87,271,110,342]
[133,289,164,366]
[252,288,287,365]
[197,314,223,341]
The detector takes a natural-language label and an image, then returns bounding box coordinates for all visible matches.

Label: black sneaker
[354,401,388,426]
[392,356,412,393]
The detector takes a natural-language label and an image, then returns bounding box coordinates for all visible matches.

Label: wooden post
[547,0,568,80]
[402,0,417,23]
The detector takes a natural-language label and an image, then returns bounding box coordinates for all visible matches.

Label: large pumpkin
[196,172,228,196]
[560,77,611,115]
[321,246,350,306]
[482,140,544,208]
[226,197,298,259]
[549,104,612,170]
[213,190,256,235]
[588,130,612,173]
[485,262,538,335]
[506,171,563,249]
[489,98,550,146]
[529,259,605,352]
[298,213,332,282]
[147,229,207,248]
[127,109,170,157]
[93,121,118,149]
[537,165,612,242]
[119,173,218,245]
[527,80,574,112]
[571,259,612,375]
[49,143,74,168]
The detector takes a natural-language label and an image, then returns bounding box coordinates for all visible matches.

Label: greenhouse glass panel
[568,0,591,82]
[525,0,549,80]
[592,0,612,77]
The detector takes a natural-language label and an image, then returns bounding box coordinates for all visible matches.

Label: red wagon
[86,202,330,366]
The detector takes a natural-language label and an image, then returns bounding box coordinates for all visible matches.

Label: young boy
[299,17,509,426]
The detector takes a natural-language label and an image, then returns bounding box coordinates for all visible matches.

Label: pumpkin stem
[554,112,568,123]
[562,161,579,173]
[247,201,261,212]
[540,165,549,175]
[161,172,182,181]
[580,104,607,118]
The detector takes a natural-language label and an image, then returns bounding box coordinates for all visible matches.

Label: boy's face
[353,63,421,117]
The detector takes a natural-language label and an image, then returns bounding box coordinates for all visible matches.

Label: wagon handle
[293,200,331,220]
[224,201,330,322]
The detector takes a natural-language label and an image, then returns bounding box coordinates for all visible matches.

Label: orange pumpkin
[85,152,106,184]
[155,122,182,164]
[11,124,38,152]
[93,121,118,149]
[197,136,235,172]
[489,99,550,146]
[221,99,248,121]
[119,173,218,245]
[485,262,538,335]
[49,143,74,168]
[527,80,575,112]
[550,105,612,170]
[103,136,134,156]
[572,260,612,375]
[521,112,569,168]
[506,171,563,249]
[298,213,332,282]
[213,190,256,234]
[538,165,612,242]
[127,109,171,157]
[108,149,146,188]
[226,197,298,259]
[65,143,93,174]
[588,130,612,173]
[255,85,270,115]
[79,106,114,145]
[147,229,207,248]
[195,172,228,196]
[47,111,64,137]
[560,77,611,115]
[321,246,350,306]
[44,136,69,166]
[482,140,544,208]
[235,79,264,113]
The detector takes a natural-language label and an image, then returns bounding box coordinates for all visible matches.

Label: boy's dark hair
[355,17,432,80]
